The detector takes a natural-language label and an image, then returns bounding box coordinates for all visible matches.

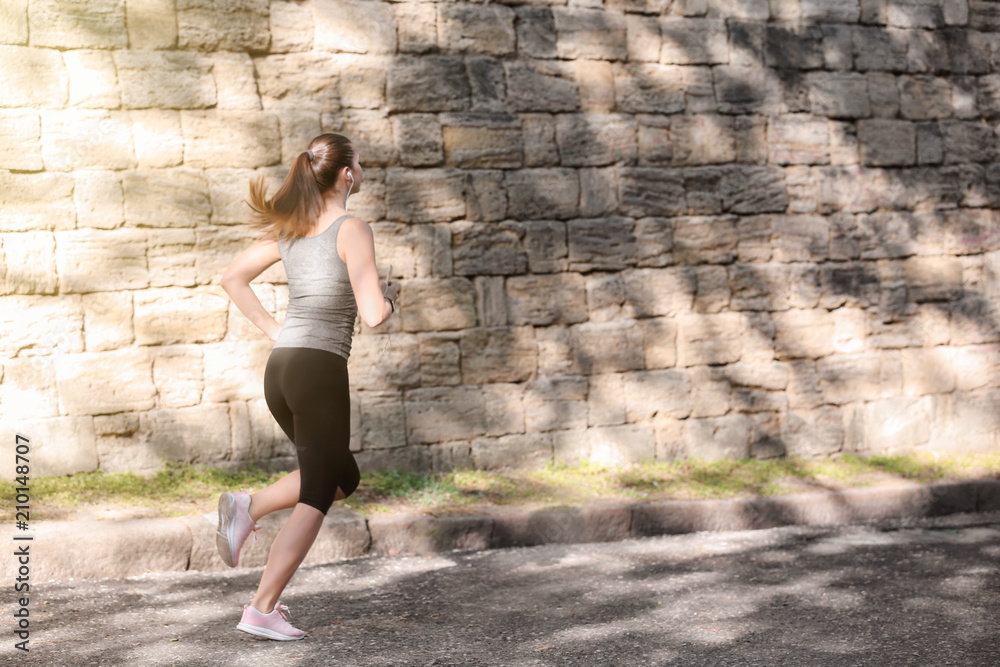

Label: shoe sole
[236,622,305,641]
[216,492,237,568]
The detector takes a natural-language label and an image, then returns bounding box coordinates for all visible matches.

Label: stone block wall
[3,0,1000,476]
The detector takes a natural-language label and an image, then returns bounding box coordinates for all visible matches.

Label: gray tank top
[273,214,358,360]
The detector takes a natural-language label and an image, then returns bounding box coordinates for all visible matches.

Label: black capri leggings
[263,347,360,514]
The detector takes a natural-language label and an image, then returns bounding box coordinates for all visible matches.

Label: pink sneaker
[236,601,305,641]
[216,489,260,567]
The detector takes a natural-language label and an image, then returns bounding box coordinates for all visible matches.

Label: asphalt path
[3,512,999,666]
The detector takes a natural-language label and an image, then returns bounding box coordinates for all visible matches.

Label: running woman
[217,133,397,641]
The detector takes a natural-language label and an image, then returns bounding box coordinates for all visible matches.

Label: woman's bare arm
[338,218,394,328]
[220,233,283,341]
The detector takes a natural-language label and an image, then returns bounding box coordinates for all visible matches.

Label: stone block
[177,0,269,51]
[588,373,626,427]
[138,403,231,464]
[41,110,134,171]
[853,26,908,72]
[571,320,646,375]
[633,216,674,268]
[396,2,436,54]
[348,333,421,391]
[114,51,214,110]
[729,263,791,310]
[56,347,156,416]
[801,0,860,22]
[676,312,742,366]
[123,168,210,228]
[397,277,476,333]
[520,113,560,167]
[391,114,442,167]
[1,356,59,419]
[766,24,825,70]
[29,0,126,48]
[441,113,522,168]
[54,228,147,293]
[474,276,507,329]
[641,316,678,369]
[452,221,526,276]
[816,352,882,405]
[0,172,74,232]
[254,54,340,113]
[773,215,829,262]
[417,333,461,387]
[387,56,469,112]
[625,14,661,63]
[623,369,693,421]
[430,441,475,473]
[151,345,203,408]
[460,326,537,384]
[356,390,407,450]
[619,168,686,217]
[714,66,782,115]
[0,110,41,170]
[468,55,508,113]
[904,256,963,302]
[671,115,736,166]
[522,220,568,273]
[81,290,134,351]
[268,1,314,52]
[687,364,731,417]
[405,386,487,444]
[506,273,588,326]
[0,0,28,45]
[505,59,580,113]
[125,0,177,49]
[355,445,432,473]
[505,168,580,220]
[586,272,626,323]
[130,109,184,168]
[472,433,552,470]
[941,120,997,163]
[73,170,123,230]
[464,169,507,222]
[314,0,394,54]
[515,7,556,59]
[807,72,871,119]
[899,75,954,120]
[552,7,627,61]
[637,116,672,166]
[574,60,614,113]
[63,50,119,109]
[672,214,738,265]
[134,287,229,346]
[2,231,56,295]
[0,295,84,357]
[781,406,845,457]
[685,413,752,460]
[0,46,67,109]
[858,119,916,166]
[181,111,281,168]
[622,267,696,318]
[567,217,637,272]
[659,17,727,64]
[369,513,491,557]
[523,376,588,432]
[438,4,515,56]
[212,51,260,110]
[386,168,467,223]
[907,29,950,73]
[901,347,956,396]
[483,382,525,436]
[773,308,836,359]
[768,115,830,165]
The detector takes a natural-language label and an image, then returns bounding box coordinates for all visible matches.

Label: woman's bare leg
[247,470,346,523]
[249,496,340,614]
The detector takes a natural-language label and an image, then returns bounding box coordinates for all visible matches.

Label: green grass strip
[2,452,998,521]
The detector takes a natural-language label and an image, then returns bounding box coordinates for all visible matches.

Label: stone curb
[4,479,998,582]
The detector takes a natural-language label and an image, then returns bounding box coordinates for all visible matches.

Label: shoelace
[240,487,262,545]
[274,602,291,620]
